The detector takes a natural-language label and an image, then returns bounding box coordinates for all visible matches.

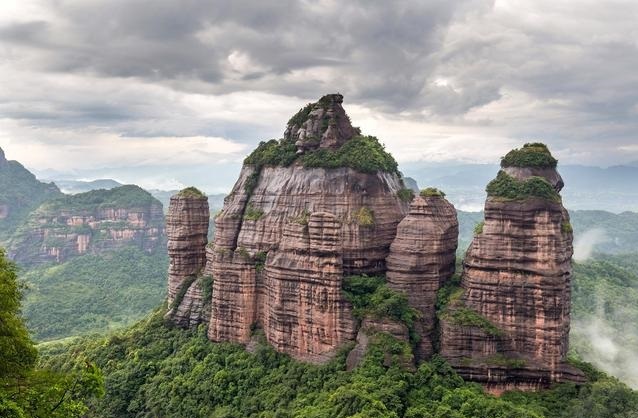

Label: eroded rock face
[263,212,356,362]
[208,165,407,359]
[206,95,408,361]
[440,164,585,392]
[386,195,458,359]
[284,93,357,153]
[165,192,209,327]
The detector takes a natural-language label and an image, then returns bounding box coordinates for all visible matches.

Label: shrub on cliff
[486,171,560,202]
[244,136,399,175]
[420,187,446,198]
[300,135,399,174]
[177,187,206,198]
[501,143,558,168]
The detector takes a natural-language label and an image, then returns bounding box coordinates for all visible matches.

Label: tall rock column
[386,192,458,359]
[165,188,210,327]
[439,143,585,393]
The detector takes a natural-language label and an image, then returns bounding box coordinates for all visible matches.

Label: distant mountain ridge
[0,148,63,241]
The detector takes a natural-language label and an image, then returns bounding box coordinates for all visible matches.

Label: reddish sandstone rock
[440,147,585,392]
[386,194,458,359]
[207,95,408,359]
[284,93,357,153]
[165,189,209,327]
[262,212,356,362]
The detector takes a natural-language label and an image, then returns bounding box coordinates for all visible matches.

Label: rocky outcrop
[206,95,408,361]
[165,189,210,327]
[440,145,585,392]
[8,185,164,266]
[284,93,357,153]
[386,194,458,359]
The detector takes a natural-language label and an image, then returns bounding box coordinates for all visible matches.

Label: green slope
[22,246,168,342]
[0,157,62,242]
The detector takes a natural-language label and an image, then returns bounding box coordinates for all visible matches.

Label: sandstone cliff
[9,185,165,266]
[207,94,409,361]
[165,188,210,327]
[439,143,585,392]
[386,191,458,359]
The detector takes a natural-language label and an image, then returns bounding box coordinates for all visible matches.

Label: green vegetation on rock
[443,307,504,336]
[176,186,206,198]
[243,135,399,175]
[300,135,399,174]
[486,171,560,202]
[22,246,168,342]
[243,203,265,221]
[501,143,558,168]
[473,221,485,235]
[397,188,415,202]
[420,187,446,198]
[342,275,419,329]
[354,206,375,226]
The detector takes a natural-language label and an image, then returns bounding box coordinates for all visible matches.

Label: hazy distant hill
[402,163,638,213]
[52,178,123,194]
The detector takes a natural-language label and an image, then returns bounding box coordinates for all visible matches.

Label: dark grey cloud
[1,0,638,184]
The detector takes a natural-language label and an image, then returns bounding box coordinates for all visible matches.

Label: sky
[0,0,637,192]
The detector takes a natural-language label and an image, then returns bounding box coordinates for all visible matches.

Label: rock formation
[8,185,164,266]
[165,188,210,327]
[284,93,357,153]
[386,192,458,359]
[166,98,586,393]
[439,143,585,393]
[206,94,409,361]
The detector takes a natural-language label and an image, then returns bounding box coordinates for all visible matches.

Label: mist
[573,228,609,261]
[573,316,638,389]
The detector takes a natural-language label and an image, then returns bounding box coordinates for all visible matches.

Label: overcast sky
[1,0,637,192]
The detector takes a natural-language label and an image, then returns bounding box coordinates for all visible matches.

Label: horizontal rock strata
[165,192,209,327]
[386,195,458,359]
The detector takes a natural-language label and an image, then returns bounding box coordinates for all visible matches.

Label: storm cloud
[1,0,637,190]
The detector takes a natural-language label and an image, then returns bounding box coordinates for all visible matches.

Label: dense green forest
[571,254,638,388]
[22,246,168,341]
[0,249,103,417]
[33,253,638,417]
[39,307,638,418]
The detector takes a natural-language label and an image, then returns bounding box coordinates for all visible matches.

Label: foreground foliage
[0,249,103,417]
[38,306,638,418]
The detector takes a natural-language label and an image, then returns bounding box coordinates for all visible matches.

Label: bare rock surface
[164,191,209,326]
[284,93,357,153]
[386,195,458,359]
